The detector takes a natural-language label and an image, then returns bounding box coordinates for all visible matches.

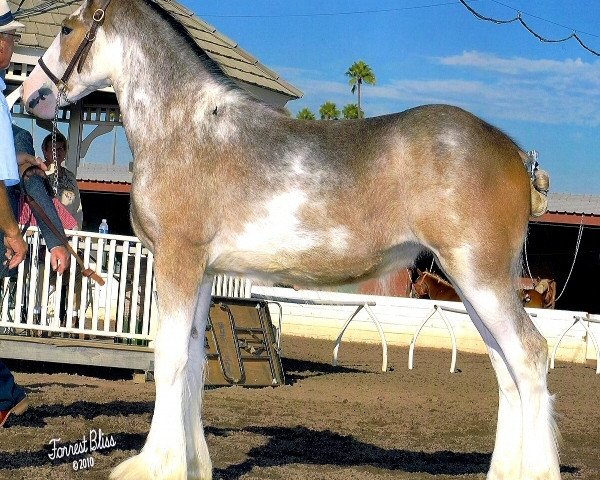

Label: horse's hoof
[110,454,187,480]
[110,454,153,480]
[110,453,211,480]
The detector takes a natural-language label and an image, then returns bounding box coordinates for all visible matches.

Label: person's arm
[64,169,83,230]
[21,173,70,270]
[13,126,69,273]
[12,126,47,175]
[0,181,26,269]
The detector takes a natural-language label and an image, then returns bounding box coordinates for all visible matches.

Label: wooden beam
[78,181,131,193]
[531,212,600,226]
[0,336,154,371]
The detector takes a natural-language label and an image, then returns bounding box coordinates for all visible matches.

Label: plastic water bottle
[99,219,109,235]
[99,219,109,270]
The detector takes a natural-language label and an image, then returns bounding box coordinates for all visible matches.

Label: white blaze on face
[23,5,113,118]
[22,35,62,119]
[235,189,317,254]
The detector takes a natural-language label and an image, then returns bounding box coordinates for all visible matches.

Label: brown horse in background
[412,269,461,301]
[414,270,556,309]
[519,278,557,309]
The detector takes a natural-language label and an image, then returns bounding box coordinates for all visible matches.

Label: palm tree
[296,107,316,120]
[342,103,363,119]
[319,101,340,120]
[345,60,376,118]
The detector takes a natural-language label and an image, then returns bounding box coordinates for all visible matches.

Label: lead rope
[51,87,67,195]
[555,215,585,302]
[524,238,536,287]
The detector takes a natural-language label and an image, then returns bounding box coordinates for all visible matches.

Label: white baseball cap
[0,0,24,33]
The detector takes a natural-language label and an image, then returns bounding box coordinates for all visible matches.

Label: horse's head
[412,269,429,298]
[534,279,557,309]
[520,288,544,309]
[22,0,115,119]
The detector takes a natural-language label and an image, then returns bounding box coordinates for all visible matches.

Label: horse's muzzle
[22,66,59,119]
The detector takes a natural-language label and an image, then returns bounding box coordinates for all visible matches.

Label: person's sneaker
[0,396,29,428]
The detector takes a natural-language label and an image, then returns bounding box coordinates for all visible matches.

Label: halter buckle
[93,9,105,22]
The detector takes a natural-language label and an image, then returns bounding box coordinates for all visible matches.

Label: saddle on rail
[205,297,284,387]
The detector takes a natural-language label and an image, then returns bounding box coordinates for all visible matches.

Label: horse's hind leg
[436,247,560,480]
[111,248,212,480]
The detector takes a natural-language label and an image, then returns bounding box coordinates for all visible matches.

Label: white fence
[252,286,600,367]
[0,228,251,343]
[0,228,157,341]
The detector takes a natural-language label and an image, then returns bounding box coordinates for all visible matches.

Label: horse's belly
[208,231,420,286]
[207,187,419,284]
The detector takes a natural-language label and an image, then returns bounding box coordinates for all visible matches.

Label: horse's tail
[519,150,549,217]
[530,168,549,217]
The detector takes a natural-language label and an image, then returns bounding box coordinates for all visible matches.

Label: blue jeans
[0,184,27,408]
[0,359,25,410]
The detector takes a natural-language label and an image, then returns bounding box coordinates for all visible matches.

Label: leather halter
[37,0,112,90]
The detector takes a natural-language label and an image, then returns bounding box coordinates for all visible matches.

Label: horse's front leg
[111,252,213,480]
[184,275,214,479]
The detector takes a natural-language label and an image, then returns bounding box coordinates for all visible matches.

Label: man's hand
[4,229,27,270]
[17,153,47,177]
[50,245,70,274]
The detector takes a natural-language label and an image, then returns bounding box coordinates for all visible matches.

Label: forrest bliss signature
[47,428,116,461]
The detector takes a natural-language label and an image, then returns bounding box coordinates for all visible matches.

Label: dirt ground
[1,335,599,480]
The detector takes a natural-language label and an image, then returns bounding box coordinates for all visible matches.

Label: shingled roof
[9,0,302,100]
[547,193,600,216]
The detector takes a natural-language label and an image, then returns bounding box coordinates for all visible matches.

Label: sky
[178,0,600,195]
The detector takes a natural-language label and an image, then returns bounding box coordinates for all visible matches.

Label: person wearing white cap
[0,0,23,33]
[0,0,27,272]
[0,0,29,428]
[0,1,72,428]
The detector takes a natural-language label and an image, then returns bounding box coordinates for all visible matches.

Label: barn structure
[528,195,600,313]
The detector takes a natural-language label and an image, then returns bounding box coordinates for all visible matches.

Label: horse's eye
[61,26,73,36]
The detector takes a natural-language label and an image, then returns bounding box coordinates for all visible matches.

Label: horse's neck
[426,272,452,289]
[113,57,243,146]
[107,9,252,153]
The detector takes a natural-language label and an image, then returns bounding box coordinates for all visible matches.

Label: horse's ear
[417,269,422,275]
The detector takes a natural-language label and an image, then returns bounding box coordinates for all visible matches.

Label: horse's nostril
[27,87,53,110]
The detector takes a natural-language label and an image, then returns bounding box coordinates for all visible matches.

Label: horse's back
[284,104,530,206]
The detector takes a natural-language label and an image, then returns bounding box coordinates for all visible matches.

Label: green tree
[296,107,316,120]
[319,101,340,120]
[342,103,363,119]
[345,60,376,118]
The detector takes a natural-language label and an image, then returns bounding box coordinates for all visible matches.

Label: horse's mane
[422,271,454,289]
[138,0,286,113]
[141,0,241,92]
